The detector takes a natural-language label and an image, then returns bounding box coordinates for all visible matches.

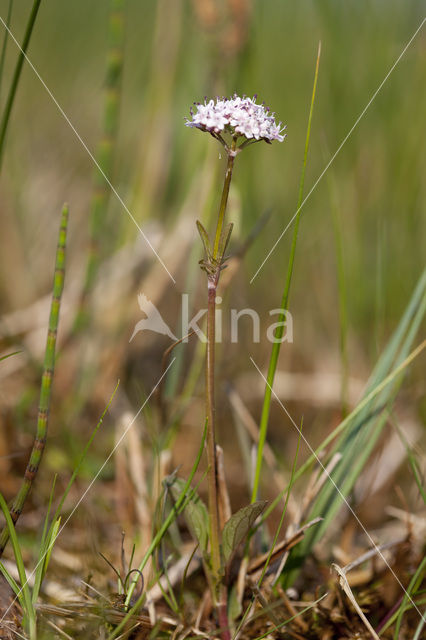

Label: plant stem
[0,204,68,557]
[206,277,221,583]
[205,139,237,597]
[212,138,237,259]
[0,0,42,168]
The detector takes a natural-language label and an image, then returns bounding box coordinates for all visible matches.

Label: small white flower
[186,94,286,145]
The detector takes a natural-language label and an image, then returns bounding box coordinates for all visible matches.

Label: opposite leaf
[222,500,267,565]
[196,220,212,262]
[169,477,209,553]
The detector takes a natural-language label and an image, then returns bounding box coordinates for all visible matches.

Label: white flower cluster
[186,95,286,143]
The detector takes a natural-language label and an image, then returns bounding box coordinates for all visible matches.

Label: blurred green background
[0,0,425,460]
[1,0,425,352]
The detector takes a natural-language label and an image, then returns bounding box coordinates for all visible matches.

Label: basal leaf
[222,501,267,565]
[169,477,209,553]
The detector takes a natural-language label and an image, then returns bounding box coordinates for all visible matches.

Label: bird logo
[129,294,177,342]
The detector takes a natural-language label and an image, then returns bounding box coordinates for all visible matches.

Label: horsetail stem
[0,204,69,557]
[73,0,125,333]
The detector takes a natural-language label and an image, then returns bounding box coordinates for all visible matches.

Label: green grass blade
[0,0,13,100]
[394,556,426,639]
[0,491,35,632]
[299,268,426,552]
[73,0,125,333]
[0,204,69,556]
[326,166,349,415]
[110,420,207,637]
[413,612,426,640]
[258,337,425,527]
[251,42,321,503]
[391,416,426,505]
[257,422,303,588]
[0,0,42,167]
[0,559,20,600]
[0,350,21,362]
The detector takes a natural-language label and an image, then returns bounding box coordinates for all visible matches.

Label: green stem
[212,138,237,259]
[204,141,237,597]
[0,0,42,168]
[250,42,321,503]
[73,0,125,333]
[0,204,68,557]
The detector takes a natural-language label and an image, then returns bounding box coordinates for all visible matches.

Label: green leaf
[196,219,212,261]
[218,222,233,262]
[222,501,267,565]
[169,477,209,553]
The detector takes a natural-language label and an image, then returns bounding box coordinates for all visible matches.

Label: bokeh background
[0,0,425,567]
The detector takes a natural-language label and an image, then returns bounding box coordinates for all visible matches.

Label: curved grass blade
[258,336,426,527]
[0,204,68,557]
[285,269,426,571]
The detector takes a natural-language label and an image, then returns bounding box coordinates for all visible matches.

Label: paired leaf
[217,222,234,262]
[168,477,209,553]
[196,220,212,262]
[222,500,267,565]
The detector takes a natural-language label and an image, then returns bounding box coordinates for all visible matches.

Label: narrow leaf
[218,222,234,261]
[196,219,212,261]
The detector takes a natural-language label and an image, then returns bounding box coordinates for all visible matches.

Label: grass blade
[110,420,207,637]
[0,491,35,635]
[0,0,13,100]
[394,556,426,639]
[0,0,42,167]
[251,41,321,503]
[298,268,426,553]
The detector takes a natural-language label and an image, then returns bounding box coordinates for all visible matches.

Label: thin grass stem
[0,0,42,168]
[251,42,321,503]
[0,0,14,100]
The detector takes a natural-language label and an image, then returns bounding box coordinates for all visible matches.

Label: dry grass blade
[332,563,380,640]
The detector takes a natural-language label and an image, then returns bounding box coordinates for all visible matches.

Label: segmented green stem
[0,204,68,557]
[73,0,125,333]
[0,0,42,167]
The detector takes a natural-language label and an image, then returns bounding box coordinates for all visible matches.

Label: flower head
[186,94,286,147]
